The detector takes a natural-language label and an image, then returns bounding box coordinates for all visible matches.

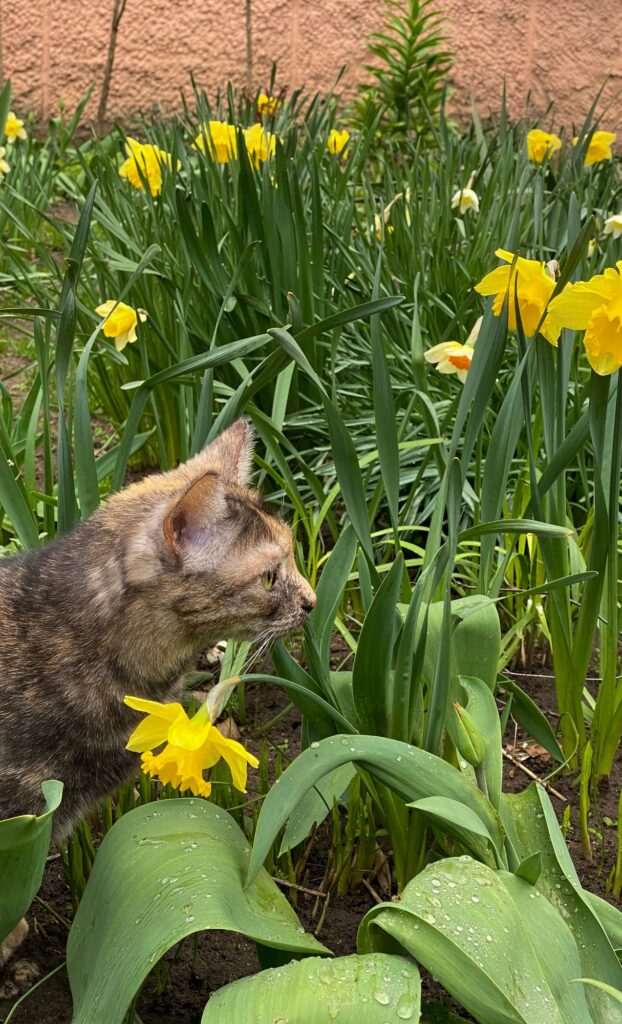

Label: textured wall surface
[2,0,621,130]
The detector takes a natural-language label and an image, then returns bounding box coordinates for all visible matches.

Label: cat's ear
[200,419,255,486]
[163,471,223,554]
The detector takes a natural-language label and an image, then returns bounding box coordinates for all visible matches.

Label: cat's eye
[261,568,278,590]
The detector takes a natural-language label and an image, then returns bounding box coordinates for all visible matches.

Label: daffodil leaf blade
[67,799,327,1024]
[201,953,421,1023]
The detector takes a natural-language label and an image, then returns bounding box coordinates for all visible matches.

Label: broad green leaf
[201,953,421,1023]
[408,796,500,867]
[279,764,356,855]
[67,799,327,1024]
[248,735,504,884]
[0,780,63,941]
[501,783,622,1023]
[585,892,622,953]
[359,856,594,1024]
[423,596,501,694]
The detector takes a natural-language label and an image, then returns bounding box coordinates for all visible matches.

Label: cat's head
[104,420,316,646]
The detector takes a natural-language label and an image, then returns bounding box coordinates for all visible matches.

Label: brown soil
[1,658,620,1023]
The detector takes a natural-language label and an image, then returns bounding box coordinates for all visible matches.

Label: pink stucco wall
[3,1,622,130]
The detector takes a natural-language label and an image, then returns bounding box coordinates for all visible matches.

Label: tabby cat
[0,419,315,838]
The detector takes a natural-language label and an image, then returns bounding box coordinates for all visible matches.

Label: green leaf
[359,856,596,1024]
[408,796,500,867]
[0,446,39,549]
[501,783,622,1023]
[497,678,564,763]
[422,596,501,695]
[248,735,504,885]
[67,800,327,1024]
[0,780,63,941]
[460,519,573,541]
[309,525,358,668]
[201,953,421,1023]
[370,251,400,530]
[575,979,622,1008]
[279,764,356,856]
[353,554,403,736]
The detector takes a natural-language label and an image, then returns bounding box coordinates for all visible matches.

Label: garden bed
[2,663,619,1024]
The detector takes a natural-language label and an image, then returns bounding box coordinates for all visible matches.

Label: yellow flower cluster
[124,695,259,798]
[527,127,616,168]
[464,249,622,379]
[192,120,275,168]
[119,137,180,196]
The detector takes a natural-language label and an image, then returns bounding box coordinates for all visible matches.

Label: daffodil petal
[474,265,510,296]
[124,696,184,720]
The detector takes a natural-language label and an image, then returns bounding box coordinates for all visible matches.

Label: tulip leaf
[422,596,501,695]
[201,953,421,1023]
[408,796,500,867]
[501,783,622,1023]
[359,856,596,1024]
[67,799,327,1024]
[248,734,504,885]
[0,780,63,941]
[279,764,357,856]
[514,852,542,886]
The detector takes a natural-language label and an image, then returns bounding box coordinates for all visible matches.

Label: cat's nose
[300,588,316,614]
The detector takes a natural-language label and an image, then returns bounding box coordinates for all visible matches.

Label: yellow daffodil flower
[119,137,179,196]
[0,147,10,182]
[604,213,622,239]
[95,300,148,351]
[244,123,276,168]
[475,249,557,340]
[257,93,280,116]
[124,695,259,798]
[526,129,562,163]
[5,111,26,143]
[327,128,350,157]
[546,263,622,375]
[424,316,481,383]
[194,120,238,163]
[424,341,474,382]
[451,187,479,214]
[574,130,616,167]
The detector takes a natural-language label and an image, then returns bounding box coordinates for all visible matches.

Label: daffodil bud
[452,702,487,767]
